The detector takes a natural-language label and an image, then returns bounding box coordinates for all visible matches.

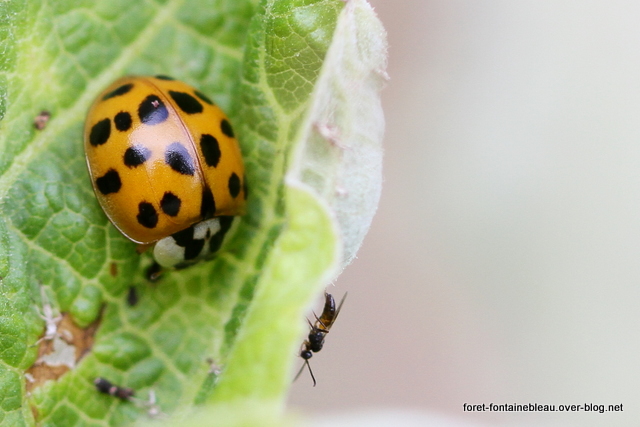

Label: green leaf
[0,0,386,425]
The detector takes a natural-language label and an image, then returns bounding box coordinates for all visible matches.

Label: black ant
[295,292,347,386]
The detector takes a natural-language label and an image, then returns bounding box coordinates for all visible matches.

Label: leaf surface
[0,0,386,425]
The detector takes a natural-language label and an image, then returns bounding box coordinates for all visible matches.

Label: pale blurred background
[289,1,640,426]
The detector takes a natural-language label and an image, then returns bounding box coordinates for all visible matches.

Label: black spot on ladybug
[243,175,248,200]
[89,118,111,146]
[209,216,234,253]
[96,169,121,195]
[160,192,181,216]
[194,90,213,105]
[155,75,175,80]
[170,226,206,260]
[169,91,203,114]
[103,83,134,101]
[200,134,221,167]
[228,172,241,198]
[184,238,205,260]
[220,216,234,234]
[171,225,204,260]
[220,119,234,138]
[138,95,169,125]
[165,142,195,175]
[171,226,194,246]
[137,202,158,228]
[124,145,152,167]
[200,186,216,219]
[114,111,132,131]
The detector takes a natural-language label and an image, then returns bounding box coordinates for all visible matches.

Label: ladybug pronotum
[84,75,246,270]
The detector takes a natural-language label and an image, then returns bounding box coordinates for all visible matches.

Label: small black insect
[127,286,139,306]
[94,377,135,400]
[295,292,347,386]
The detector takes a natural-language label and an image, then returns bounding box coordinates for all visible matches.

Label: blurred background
[289,1,640,426]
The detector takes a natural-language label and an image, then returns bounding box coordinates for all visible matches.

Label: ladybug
[84,75,246,271]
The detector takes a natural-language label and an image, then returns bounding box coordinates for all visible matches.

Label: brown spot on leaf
[26,312,101,393]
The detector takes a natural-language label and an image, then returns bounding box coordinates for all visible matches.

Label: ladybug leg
[145,262,163,282]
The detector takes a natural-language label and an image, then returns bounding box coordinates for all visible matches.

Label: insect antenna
[293,359,317,387]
